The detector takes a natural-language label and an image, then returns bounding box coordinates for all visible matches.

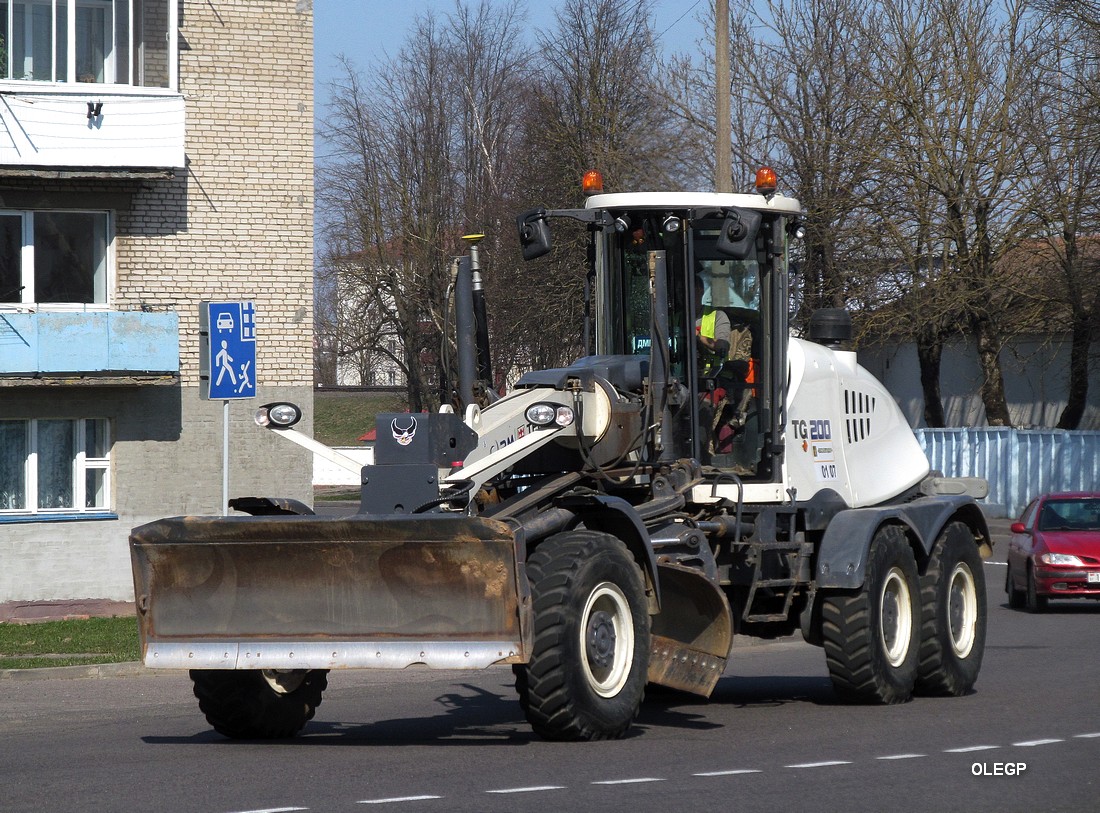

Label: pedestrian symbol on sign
[215,340,236,387]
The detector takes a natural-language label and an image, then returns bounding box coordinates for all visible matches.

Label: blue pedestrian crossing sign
[200,301,257,400]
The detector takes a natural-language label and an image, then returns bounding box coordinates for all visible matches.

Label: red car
[1006,492,1100,612]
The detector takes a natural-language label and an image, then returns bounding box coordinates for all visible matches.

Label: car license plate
[1089,573,1100,584]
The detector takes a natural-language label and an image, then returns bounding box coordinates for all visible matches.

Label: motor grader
[130,169,991,741]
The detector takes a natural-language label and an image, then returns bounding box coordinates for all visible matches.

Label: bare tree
[1017,11,1100,428]
[859,0,1040,426]
[497,0,675,373]
[318,3,532,409]
[730,0,888,325]
[522,0,674,197]
[658,4,779,192]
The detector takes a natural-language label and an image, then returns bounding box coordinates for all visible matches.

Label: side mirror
[715,207,761,260]
[1010,522,1028,534]
[516,208,552,260]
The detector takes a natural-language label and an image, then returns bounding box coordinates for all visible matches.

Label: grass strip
[0,616,140,670]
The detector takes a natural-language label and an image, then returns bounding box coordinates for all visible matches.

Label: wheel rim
[946,562,977,658]
[879,566,913,667]
[580,582,634,698]
[261,669,308,695]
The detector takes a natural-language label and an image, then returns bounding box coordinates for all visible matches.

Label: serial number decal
[812,442,838,481]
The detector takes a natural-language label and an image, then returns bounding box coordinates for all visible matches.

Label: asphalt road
[2,534,1098,813]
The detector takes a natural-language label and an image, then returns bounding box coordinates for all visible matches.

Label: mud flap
[130,514,527,671]
[647,562,734,696]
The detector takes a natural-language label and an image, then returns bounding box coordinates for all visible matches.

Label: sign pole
[222,399,230,515]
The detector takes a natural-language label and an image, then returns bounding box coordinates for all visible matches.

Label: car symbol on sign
[216,313,234,331]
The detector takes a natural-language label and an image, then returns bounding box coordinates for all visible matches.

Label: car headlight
[525,403,575,428]
[1040,552,1084,566]
[255,402,302,429]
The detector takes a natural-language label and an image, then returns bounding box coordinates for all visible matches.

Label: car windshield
[1037,499,1100,531]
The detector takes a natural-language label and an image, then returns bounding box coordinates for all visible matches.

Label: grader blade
[648,562,734,697]
[129,514,526,671]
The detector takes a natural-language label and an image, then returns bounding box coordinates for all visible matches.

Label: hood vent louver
[845,389,875,443]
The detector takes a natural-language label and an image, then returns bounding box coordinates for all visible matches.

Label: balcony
[0,88,185,174]
[0,311,179,382]
[0,0,182,175]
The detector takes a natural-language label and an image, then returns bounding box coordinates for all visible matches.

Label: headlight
[1040,552,1084,566]
[526,404,556,426]
[255,402,302,429]
[525,403,575,428]
[554,406,575,427]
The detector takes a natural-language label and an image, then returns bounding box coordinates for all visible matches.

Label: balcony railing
[0,311,179,377]
[0,88,185,172]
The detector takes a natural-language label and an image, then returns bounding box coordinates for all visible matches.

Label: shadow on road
[143,682,533,747]
[142,672,843,746]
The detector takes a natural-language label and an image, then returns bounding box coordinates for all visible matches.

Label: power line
[657,0,704,41]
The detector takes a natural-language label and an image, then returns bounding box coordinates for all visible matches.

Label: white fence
[313,447,373,486]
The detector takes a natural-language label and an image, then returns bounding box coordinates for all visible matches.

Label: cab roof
[585,191,802,216]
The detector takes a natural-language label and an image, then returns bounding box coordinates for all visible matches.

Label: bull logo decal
[391,416,417,446]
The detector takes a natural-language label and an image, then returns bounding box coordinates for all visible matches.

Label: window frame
[0,0,179,90]
[0,417,112,517]
[0,208,114,310]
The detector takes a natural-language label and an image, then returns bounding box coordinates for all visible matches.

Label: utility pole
[715,0,732,193]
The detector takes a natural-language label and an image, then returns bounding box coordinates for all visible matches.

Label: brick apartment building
[0,1,314,612]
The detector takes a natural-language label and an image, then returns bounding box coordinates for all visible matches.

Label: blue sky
[313,0,713,117]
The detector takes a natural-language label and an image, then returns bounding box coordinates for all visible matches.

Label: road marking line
[693,769,762,777]
[229,808,309,813]
[877,754,926,760]
[358,796,442,805]
[1014,739,1063,747]
[592,778,665,785]
[944,745,1000,753]
[986,561,1007,566]
[1074,732,1100,739]
[484,786,565,794]
[785,761,851,769]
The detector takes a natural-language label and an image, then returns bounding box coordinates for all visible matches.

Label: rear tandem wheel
[915,521,986,696]
[821,525,920,704]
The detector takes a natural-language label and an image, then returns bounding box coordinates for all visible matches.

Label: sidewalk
[0,599,134,625]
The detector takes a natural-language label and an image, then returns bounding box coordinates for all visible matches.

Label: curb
[0,661,163,682]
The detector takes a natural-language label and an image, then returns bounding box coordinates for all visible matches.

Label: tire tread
[821,525,918,705]
[517,530,648,741]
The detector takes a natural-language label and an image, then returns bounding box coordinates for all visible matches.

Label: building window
[0,209,110,306]
[0,0,175,88]
[0,418,110,514]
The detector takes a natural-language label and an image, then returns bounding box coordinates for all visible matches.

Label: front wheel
[515,530,650,741]
[822,525,920,704]
[190,668,327,739]
[915,522,986,696]
[1026,565,1048,613]
[1006,564,1026,609]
